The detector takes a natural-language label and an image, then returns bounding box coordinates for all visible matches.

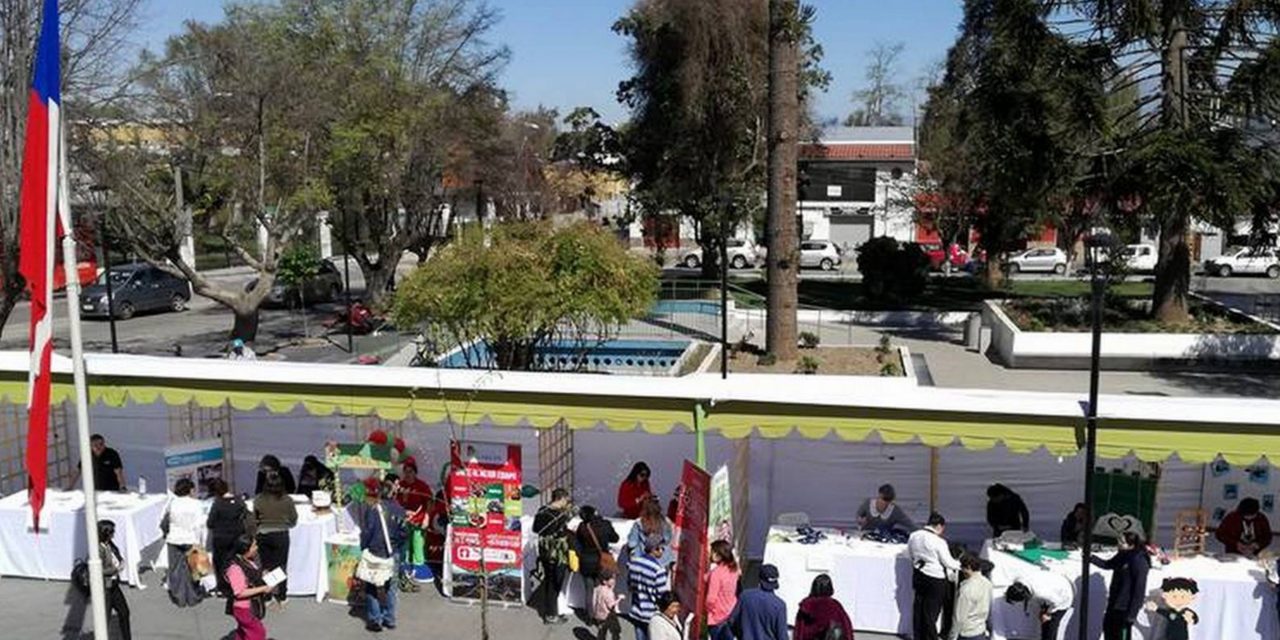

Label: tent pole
[694,403,707,470]
[1078,241,1105,640]
[929,447,939,514]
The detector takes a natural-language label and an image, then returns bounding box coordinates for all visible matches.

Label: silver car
[799,240,842,270]
[679,238,760,269]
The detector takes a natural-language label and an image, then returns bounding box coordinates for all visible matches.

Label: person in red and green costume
[394,457,436,588]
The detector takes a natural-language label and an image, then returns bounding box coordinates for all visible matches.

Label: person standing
[856,483,916,533]
[794,574,854,640]
[728,564,789,640]
[359,476,406,632]
[207,478,252,595]
[577,504,620,617]
[986,484,1030,537]
[224,534,271,640]
[162,478,206,604]
[705,540,741,640]
[253,455,296,496]
[1091,531,1151,640]
[1215,497,1273,557]
[627,497,673,567]
[252,469,297,607]
[618,462,654,519]
[1059,503,1088,549]
[296,455,334,498]
[534,488,574,624]
[948,555,992,640]
[909,512,962,640]
[1004,570,1075,640]
[649,593,690,640]
[70,434,125,492]
[594,568,624,640]
[628,535,671,640]
[99,520,133,640]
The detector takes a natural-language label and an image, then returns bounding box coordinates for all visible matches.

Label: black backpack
[71,558,91,596]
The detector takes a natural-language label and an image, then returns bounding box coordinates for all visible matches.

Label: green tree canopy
[391,222,659,371]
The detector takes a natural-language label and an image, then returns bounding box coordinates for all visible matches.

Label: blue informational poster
[164,439,225,497]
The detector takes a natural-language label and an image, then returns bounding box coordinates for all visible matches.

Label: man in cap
[226,338,257,361]
[359,475,406,632]
[627,533,670,640]
[728,564,789,640]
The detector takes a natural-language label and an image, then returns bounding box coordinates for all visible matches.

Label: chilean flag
[18,0,61,531]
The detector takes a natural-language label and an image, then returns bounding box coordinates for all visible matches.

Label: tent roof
[2,351,1276,464]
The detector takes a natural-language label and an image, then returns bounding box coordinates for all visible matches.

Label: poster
[673,460,711,640]
[163,439,224,497]
[709,465,733,544]
[444,441,523,604]
[324,536,362,603]
[1202,457,1277,528]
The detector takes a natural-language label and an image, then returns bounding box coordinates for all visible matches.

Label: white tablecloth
[0,489,166,587]
[762,526,914,635]
[522,516,636,616]
[985,541,1278,640]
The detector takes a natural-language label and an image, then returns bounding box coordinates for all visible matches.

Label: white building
[797,126,917,252]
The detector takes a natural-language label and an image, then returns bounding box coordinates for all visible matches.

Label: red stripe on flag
[19,90,52,531]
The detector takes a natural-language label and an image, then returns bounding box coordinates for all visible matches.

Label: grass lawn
[729,277,1154,312]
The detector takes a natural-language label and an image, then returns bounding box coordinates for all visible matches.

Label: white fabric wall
[72,401,1208,560]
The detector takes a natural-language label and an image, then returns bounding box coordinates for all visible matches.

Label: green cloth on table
[1010,548,1069,565]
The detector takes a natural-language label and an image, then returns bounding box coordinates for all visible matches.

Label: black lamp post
[88,185,118,353]
[720,207,732,380]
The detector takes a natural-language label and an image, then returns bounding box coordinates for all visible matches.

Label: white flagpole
[57,115,108,640]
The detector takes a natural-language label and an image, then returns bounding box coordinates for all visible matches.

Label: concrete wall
[982,300,1280,370]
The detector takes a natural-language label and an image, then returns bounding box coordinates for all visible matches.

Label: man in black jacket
[986,483,1030,537]
[1091,531,1151,640]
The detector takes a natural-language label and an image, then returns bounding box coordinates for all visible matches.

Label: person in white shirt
[649,592,691,640]
[856,483,917,533]
[949,554,992,640]
[909,512,962,640]
[227,338,257,361]
[1005,570,1075,640]
[163,478,207,589]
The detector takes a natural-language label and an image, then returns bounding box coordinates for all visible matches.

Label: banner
[673,460,711,640]
[709,465,733,545]
[164,439,224,498]
[444,441,523,604]
[324,535,363,603]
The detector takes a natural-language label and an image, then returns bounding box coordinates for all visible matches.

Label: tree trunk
[0,289,18,342]
[1153,215,1191,323]
[363,261,395,310]
[231,307,261,342]
[765,0,800,361]
[699,237,722,282]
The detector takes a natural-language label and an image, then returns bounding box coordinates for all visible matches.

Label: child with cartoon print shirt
[1145,578,1199,640]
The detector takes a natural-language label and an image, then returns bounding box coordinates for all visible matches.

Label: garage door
[828,215,874,254]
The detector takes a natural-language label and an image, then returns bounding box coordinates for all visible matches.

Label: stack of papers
[262,568,287,588]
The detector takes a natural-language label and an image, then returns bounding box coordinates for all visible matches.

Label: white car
[799,240,842,271]
[1121,244,1157,273]
[679,238,760,269]
[1205,247,1280,278]
[1006,247,1068,275]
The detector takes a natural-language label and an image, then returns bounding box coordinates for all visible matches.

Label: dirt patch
[726,345,904,376]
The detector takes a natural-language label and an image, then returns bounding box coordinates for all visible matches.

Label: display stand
[1172,509,1208,558]
[321,438,394,603]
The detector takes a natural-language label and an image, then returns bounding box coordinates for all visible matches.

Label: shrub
[757,353,777,367]
[796,355,820,375]
[879,361,901,376]
[798,331,820,349]
[856,236,930,304]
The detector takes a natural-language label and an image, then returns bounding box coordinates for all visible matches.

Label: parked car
[79,263,190,320]
[245,259,346,307]
[1205,246,1280,278]
[679,238,760,269]
[1121,243,1158,273]
[799,240,843,271]
[922,243,970,272]
[1005,247,1068,275]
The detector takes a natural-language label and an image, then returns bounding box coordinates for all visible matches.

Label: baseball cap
[758,564,780,591]
[231,338,245,348]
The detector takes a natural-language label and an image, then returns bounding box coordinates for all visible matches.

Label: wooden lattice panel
[538,419,574,505]
[167,401,234,492]
[0,401,73,496]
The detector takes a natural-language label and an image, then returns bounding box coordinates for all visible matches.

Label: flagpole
[59,120,109,640]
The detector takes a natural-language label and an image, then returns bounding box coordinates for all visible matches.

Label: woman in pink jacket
[705,540,741,640]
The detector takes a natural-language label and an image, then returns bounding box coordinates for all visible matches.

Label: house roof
[799,143,915,161]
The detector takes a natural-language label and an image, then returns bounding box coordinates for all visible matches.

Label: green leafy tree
[391,221,659,371]
[276,246,320,336]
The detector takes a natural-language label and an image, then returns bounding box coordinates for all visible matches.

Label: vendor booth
[2,352,1280,639]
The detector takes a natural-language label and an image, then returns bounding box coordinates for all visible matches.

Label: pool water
[651,300,721,316]
[436,339,692,373]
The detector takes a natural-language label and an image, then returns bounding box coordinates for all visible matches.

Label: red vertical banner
[444,441,524,604]
[673,460,711,639]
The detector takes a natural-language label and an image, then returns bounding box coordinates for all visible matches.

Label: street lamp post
[720,208,732,380]
[1078,229,1114,640]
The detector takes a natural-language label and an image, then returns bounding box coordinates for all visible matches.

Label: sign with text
[673,460,711,640]
[709,465,733,545]
[444,441,524,604]
[163,439,224,498]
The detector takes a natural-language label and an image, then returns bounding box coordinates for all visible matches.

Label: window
[801,242,824,251]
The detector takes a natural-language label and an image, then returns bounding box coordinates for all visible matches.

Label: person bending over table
[1090,531,1151,640]
[986,484,1030,537]
[1005,570,1075,640]
[70,433,125,492]
[1216,497,1273,557]
[909,512,961,640]
[856,483,916,533]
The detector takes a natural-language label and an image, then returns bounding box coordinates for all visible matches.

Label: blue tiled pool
[436,339,692,373]
[651,300,721,316]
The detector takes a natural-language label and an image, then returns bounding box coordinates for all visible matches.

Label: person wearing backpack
[793,574,853,640]
[224,534,272,640]
[98,519,133,640]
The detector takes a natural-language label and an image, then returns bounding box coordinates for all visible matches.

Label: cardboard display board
[1202,458,1276,528]
[163,439,225,498]
[1091,461,1160,542]
[444,441,524,604]
[672,461,711,640]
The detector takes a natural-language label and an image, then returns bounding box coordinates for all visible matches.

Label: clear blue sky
[140,0,964,124]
